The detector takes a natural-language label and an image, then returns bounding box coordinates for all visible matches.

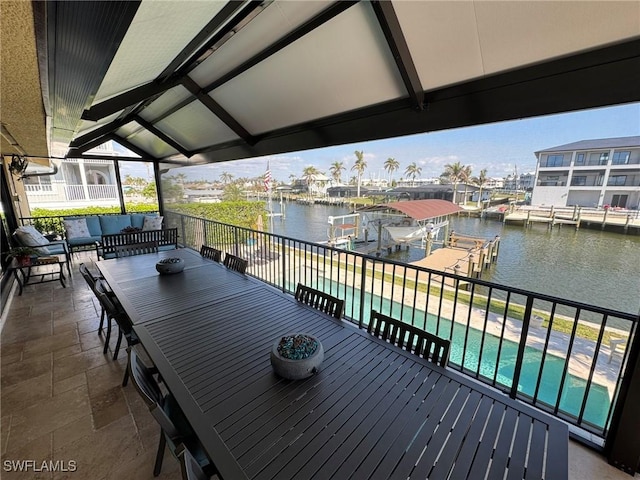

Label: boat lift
[327,213,360,249]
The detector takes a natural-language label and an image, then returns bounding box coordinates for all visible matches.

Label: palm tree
[460,165,472,205]
[442,161,465,204]
[473,168,488,207]
[404,162,422,187]
[302,165,321,199]
[329,161,345,185]
[384,157,400,186]
[352,150,367,197]
[219,172,234,185]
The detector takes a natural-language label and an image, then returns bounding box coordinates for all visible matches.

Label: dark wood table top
[102,249,569,480]
[97,249,261,324]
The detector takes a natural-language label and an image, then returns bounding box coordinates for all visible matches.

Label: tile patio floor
[0,253,636,479]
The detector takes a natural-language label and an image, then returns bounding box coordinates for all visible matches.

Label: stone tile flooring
[0,254,636,479]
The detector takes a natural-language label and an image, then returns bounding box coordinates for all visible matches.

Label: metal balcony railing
[165,210,638,442]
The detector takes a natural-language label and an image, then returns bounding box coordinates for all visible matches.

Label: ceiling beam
[182,76,257,146]
[81,79,181,122]
[371,1,424,111]
[66,134,114,157]
[69,119,129,149]
[134,116,192,157]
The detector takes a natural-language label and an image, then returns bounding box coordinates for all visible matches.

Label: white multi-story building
[531,136,640,209]
[23,141,122,209]
[504,173,536,191]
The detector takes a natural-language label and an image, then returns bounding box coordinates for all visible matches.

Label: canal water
[268,201,640,315]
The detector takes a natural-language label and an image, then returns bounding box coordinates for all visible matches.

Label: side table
[10,255,68,295]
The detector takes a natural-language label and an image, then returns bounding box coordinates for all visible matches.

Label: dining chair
[79,263,107,334]
[94,279,140,387]
[294,282,344,319]
[128,348,217,478]
[114,241,158,258]
[176,443,210,480]
[199,245,222,262]
[368,310,451,367]
[223,253,248,274]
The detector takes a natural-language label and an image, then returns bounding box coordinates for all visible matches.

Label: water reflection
[270,202,640,314]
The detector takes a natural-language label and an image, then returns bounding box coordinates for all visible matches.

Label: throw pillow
[142,215,163,231]
[14,226,51,255]
[64,218,91,239]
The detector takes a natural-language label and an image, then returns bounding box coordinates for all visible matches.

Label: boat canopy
[362,200,463,222]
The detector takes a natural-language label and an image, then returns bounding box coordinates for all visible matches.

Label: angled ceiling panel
[117,121,145,138]
[121,127,179,158]
[394,1,484,91]
[210,2,406,135]
[137,85,193,122]
[155,101,239,150]
[94,0,227,103]
[189,1,332,85]
[475,1,640,75]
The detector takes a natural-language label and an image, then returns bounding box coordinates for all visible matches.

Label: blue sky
[119,102,639,183]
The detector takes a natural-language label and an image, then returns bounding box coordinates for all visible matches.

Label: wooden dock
[410,233,501,283]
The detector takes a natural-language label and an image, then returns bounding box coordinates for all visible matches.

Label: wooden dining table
[97,248,569,480]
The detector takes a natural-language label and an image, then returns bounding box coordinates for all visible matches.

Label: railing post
[202,218,208,247]
[281,237,287,293]
[358,257,367,328]
[179,215,187,248]
[234,227,240,257]
[510,296,534,399]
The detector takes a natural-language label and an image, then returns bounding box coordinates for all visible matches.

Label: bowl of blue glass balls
[270,333,324,380]
[155,257,185,274]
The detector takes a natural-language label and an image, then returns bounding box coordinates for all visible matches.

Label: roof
[381,199,463,221]
[2,2,640,166]
[536,136,640,154]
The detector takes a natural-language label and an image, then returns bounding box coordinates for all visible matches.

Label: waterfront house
[532,136,640,209]
[2,1,639,478]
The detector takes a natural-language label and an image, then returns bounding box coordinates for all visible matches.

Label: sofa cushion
[63,218,91,240]
[142,215,163,231]
[84,216,102,236]
[14,226,50,255]
[99,215,132,235]
[67,236,102,247]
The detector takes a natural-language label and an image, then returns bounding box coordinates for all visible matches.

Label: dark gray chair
[128,348,217,478]
[295,282,344,319]
[223,253,248,274]
[79,262,116,336]
[176,443,210,480]
[368,310,450,367]
[94,279,137,364]
[199,245,222,262]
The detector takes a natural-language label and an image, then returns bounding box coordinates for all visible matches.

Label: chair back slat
[79,263,99,293]
[367,310,450,367]
[115,241,158,258]
[200,245,222,262]
[223,254,248,274]
[295,283,344,319]
[176,444,209,480]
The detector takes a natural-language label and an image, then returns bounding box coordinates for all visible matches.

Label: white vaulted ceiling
[2,1,639,167]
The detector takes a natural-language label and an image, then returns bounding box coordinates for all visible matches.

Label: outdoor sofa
[63,214,177,258]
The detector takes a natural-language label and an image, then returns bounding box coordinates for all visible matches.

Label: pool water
[313,279,611,430]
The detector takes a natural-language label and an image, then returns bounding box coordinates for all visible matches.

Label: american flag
[263,162,272,192]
